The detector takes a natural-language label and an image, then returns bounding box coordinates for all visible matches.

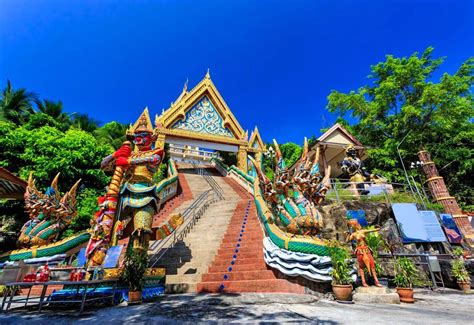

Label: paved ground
[1,289,472,324]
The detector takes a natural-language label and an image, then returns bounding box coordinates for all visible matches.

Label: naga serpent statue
[86,108,165,265]
[18,173,81,248]
[251,138,331,238]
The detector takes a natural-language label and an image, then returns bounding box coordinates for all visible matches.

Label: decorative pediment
[171,96,234,138]
[248,127,265,152]
[156,72,245,141]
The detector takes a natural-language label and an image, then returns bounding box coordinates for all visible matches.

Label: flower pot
[128,291,142,305]
[332,284,353,301]
[457,281,471,293]
[396,287,414,303]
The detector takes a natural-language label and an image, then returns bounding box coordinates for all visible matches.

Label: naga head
[24,172,80,220]
[127,107,156,151]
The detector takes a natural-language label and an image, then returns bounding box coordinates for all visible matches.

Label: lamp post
[264,146,275,173]
[409,161,429,208]
[396,132,416,197]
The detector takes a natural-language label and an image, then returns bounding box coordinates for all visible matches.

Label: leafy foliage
[0,80,38,125]
[451,258,470,283]
[364,227,388,275]
[328,241,354,285]
[327,48,474,209]
[0,121,112,191]
[393,257,423,288]
[62,188,103,238]
[122,248,148,292]
[280,142,303,168]
[93,121,128,150]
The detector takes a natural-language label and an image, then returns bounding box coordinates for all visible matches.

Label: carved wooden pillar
[237,146,248,173]
[418,150,474,244]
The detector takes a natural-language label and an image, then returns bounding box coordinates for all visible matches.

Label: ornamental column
[255,151,263,171]
[155,133,166,150]
[418,150,474,244]
[237,146,248,173]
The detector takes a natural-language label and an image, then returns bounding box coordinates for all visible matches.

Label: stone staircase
[197,176,306,294]
[149,167,241,293]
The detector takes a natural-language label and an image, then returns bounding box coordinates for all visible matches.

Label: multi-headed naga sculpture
[250,138,331,237]
[19,173,81,248]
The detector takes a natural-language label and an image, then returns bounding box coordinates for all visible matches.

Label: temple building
[152,71,265,171]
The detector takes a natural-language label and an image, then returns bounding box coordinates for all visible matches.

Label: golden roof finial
[205,68,211,79]
[127,107,154,137]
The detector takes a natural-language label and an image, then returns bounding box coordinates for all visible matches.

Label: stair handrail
[149,188,217,267]
[198,168,224,200]
[148,166,224,267]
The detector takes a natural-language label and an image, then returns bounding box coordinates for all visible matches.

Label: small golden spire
[205,68,211,79]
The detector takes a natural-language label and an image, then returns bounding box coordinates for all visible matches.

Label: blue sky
[1,0,473,144]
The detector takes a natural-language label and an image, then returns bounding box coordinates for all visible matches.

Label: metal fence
[326,180,429,208]
[148,167,224,267]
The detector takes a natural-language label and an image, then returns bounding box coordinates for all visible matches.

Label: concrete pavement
[0,289,472,324]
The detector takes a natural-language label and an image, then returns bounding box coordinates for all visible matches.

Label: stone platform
[352,286,400,304]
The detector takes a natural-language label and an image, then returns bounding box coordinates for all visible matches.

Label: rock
[353,285,400,304]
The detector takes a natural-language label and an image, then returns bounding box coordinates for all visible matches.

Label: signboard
[392,203,447,243]
[346,210,368,227]
[418,210,447,242]
[76,248,87,267]
[102,245,125,268]
[440,213,463,243]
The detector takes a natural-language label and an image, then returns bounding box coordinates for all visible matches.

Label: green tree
[327,47,474,209]
[280,142,303,168]
[72,113,100,133]
[93,121,128,150]
[0,80,38,125]
[37,99,71,131]
[62,188,101,238]
[0,121,112,192]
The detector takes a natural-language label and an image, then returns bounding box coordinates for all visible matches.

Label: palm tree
[72,113,100,133]
[0,80,38,125]
[37,99,71,130]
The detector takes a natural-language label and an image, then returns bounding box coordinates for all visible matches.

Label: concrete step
[166,274,201,283]
[165,282,197,294]
[202,270,276,282]
[197,279,305,294]
[209,256,265,266]
[208,261,268,273]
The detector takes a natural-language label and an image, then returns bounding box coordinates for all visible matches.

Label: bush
[328,241,354,285]
[451,258,470,283]
[122,248,148,292]
[393,257,426,288]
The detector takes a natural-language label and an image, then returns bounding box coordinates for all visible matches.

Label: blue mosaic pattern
[172,96,233,137]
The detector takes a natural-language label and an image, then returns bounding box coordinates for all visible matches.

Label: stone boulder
[352,285,400,304]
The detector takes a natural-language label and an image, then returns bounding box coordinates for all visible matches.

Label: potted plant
[393,257,420,303]
[328,241,354,301]
[451,248,471,293]
[122,247,148,304]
